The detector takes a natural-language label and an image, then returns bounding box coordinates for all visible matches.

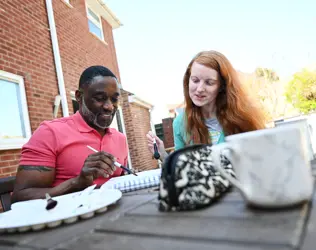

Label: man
[11,66,128,203]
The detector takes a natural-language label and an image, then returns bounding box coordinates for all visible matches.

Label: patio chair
[0,176,15,212]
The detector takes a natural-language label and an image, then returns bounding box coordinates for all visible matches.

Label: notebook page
[100,168,161,192]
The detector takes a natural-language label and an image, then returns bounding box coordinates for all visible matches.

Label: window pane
[0,79,25,139]
[88,20,103,40]
[88,8,100,24]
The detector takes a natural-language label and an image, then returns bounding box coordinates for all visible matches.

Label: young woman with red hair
[147,50,266,161]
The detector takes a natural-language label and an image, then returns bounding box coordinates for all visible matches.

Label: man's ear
[75,90,83,104]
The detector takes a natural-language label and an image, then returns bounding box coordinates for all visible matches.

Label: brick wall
[162,118,175,149]
[121,90,157,171]
[0,0,59,177]
[52,0,121,115]
[0,0,121,177]
[0,150,20,178]
[0,0,155,179]
[53,0,155,171]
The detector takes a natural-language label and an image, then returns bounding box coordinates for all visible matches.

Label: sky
[104,0,316,124]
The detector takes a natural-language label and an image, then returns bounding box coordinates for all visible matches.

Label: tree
[254,67,281,119]
[255,68,280,83]
[285,69,316,114]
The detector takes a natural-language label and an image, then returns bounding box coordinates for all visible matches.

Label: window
[0,71,31,150]
[87,7,104,41]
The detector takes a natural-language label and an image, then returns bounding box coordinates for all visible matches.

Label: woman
[147,50,266,161]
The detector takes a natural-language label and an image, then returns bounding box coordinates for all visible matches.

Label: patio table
[0,160,315,250]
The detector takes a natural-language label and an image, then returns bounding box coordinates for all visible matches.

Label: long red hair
[183,50,266,145]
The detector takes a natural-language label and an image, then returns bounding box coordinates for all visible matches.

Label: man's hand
[76,151,117,188]
[12,151,119,203]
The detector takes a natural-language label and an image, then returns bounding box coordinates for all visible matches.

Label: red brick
[0,159,19,167]
[121,90,157,171]
[1,166,17,174]
[0,155,15,161]
[162,118,175,149]
[0,0,155,174]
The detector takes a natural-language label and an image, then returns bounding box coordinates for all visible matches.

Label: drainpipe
[117,106,133,170]
[45,0,69,117]
[149,107,162,168]
[149,107,156,135]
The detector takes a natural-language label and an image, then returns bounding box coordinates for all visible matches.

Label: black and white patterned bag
[158,144,236,211]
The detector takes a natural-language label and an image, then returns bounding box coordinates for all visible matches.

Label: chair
[0,176,15,212]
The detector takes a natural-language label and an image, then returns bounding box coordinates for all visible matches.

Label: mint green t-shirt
[172,111,225,150]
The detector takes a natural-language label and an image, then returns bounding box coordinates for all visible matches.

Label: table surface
[1,160,315,250]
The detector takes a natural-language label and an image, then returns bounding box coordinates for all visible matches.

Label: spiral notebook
[101,168,161,193]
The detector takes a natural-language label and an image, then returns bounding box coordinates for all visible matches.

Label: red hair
[183,50,266,145]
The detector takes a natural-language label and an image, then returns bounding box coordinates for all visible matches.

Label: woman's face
[188,62,221,107]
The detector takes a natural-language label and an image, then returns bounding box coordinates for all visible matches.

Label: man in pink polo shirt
[12,66,129,202]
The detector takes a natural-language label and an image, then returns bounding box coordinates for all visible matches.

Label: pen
[86,145,138,176]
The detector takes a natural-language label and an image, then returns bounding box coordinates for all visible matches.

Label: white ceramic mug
[211,125,314,208]
[275,117,315,161]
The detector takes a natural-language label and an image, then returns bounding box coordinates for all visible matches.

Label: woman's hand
[146,131,168,161]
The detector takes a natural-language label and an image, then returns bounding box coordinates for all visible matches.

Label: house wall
[0,0,119,177]
[121,90,157,171]
[52,0,121,115]
[0,0,156,181]
[162,118,174,149]
[0,0,59,177]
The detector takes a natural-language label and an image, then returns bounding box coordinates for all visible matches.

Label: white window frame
[86,5,104,41]
[61,0,73,8]
[0,70,31,150]
[70,91,76,101]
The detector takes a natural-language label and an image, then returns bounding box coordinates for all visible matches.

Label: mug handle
[211,143,248,198]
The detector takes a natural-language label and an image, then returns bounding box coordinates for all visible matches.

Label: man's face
[77,76,120,130]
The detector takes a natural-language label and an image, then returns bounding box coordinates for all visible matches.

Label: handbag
[158,144,236,211]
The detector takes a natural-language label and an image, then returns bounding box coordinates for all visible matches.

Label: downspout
[149,107,162,168]
[149,107,156,135]
[117,106,133,170]
[45,0,69,117]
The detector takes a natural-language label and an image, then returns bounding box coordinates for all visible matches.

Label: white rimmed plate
[0,188,122,233]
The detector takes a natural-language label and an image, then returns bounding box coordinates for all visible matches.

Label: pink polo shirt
[20,112,128,187]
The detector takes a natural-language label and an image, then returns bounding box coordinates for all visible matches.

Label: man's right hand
[12,152,117,203]
[76,151,117,188]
